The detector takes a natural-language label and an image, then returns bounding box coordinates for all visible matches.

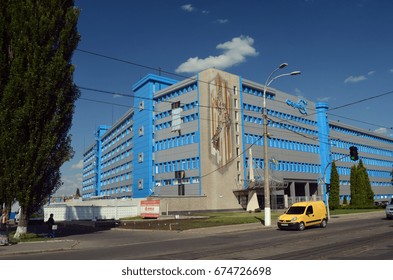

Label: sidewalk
[0,211,385,257]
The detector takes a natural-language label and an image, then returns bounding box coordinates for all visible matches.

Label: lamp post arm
[263,66,283,108]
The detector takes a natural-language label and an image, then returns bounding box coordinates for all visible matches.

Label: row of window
[336,166,393,178]
[362,157,393,168]
[102,140,132,161]
[83,148,96,164]
[330,139,392,157]
[99,185,131,196]
[82,181,96,190]
[154,177,200,187]
[155,83,198,104]
[101,149,132,169]
[268,109,317,126]
[330,124,393,145]
[247,158,322,174]
[242,86,274,99]
[83,168,96,178]
[101,162,131,179]
[155,113,199,131]
[243,104,317,127]
[339,180,392,187]
[101,117,133,146]
[332,153,393,167]
[155,157,200,174]
[155,133,197,151]
[102,128,132,152]
[244,114,318,137]
[155,101,199,120]
[244,133,320,153]
[101,172,131,187]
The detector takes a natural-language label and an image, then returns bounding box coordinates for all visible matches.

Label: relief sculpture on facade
[209,73,234,169]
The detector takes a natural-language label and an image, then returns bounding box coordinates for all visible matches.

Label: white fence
[44,204,140,221]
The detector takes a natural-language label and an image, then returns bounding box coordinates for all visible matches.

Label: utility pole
[262,64,301,226]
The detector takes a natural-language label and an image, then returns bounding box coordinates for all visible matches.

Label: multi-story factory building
[82,68,393,211]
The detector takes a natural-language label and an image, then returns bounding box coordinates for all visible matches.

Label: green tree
[329,162,340,209]
[343,195,348,205]
[349,160,374,208]
[75,188,81,198]
[349,165,359,207]
[0,0,80,238]
[0,0,14,219]
[357,160,374,207]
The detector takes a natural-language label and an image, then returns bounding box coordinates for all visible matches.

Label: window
[138,153,144,163]
[138,179,143,190]
[139,101,144,111]
[171,101,181,109]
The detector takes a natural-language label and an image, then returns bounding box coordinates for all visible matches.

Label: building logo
[286,98,308,115]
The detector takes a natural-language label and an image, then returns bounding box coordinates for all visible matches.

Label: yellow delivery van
[277,201,328,231]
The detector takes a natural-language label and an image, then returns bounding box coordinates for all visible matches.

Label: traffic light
[349,146,358,161]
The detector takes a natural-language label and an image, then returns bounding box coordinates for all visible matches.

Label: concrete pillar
[290,182,295,197]
[246,190,259,212]
[305,182,310,199]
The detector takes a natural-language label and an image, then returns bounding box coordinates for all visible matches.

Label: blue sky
[57,0,393,196]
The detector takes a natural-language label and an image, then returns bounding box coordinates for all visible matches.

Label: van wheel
[320,219,327,228]
[298,222,305,231]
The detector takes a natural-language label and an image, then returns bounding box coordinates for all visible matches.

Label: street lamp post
[263,63,301,226]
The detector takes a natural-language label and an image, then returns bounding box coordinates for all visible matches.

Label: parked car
[385,198,393,220]
[277,200,328,231]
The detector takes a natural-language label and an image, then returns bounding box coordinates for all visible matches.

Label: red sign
[140,200,160,218]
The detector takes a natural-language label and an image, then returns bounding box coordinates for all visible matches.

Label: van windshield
[286,206,306,214]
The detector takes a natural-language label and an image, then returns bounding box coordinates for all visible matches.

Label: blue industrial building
[82,68,393,211]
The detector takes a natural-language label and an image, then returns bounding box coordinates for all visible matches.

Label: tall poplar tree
[357,160,374,207]
[329,162,340,209]
[349,165,359,207]
[0,0,80,238]
[349,160,374,208]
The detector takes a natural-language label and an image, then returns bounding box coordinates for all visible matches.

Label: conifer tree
[0,0,80,238]
[343,195,348,205]
[329,162,340,209]
[349,160,374,208]
[350,165,359,207]
[357,160,374,207]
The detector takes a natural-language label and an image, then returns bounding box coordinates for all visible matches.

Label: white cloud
[56,173,83,196]
[181,4,194,12]
[374,127,388,135]
[294,88,304,96]
[217,19,229,24]
[367,70,376,76]
[344,75,367,83]
[71,159,83,170]
[317,96,331,102]
[175,35,258,73]
[390,69,393,73]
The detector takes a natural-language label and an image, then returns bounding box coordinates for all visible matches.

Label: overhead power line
[328,90,393,111]
[76,48,393,132]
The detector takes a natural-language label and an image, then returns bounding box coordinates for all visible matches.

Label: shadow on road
[7,220,118,238]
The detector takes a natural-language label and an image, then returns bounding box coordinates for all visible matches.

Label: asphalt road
[1,211,392,260]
